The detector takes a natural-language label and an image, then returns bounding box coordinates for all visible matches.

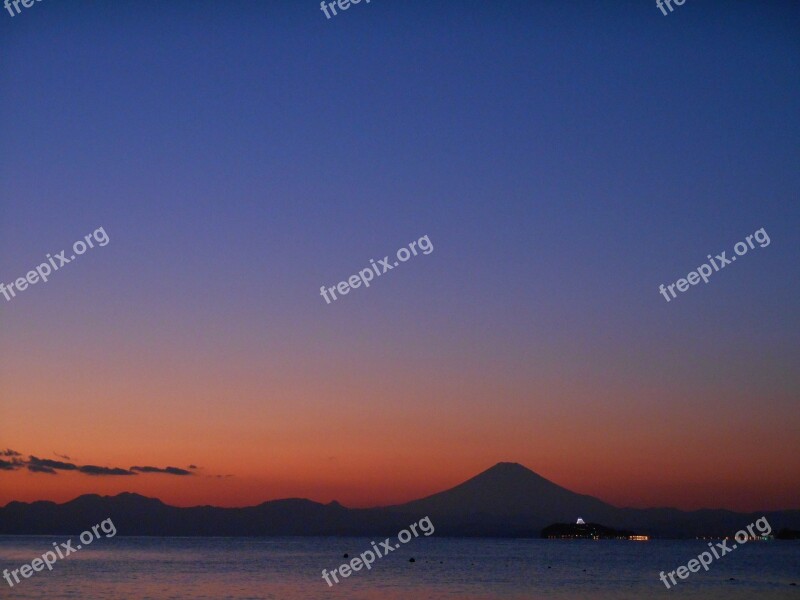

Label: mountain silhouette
[2,462,798,538]
[395,462,613,519]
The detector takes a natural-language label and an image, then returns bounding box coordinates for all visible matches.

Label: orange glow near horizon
[3,450,800,513]
[3,333,799,512]
[2,280,799,514]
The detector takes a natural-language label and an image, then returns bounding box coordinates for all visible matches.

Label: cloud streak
[130,466,194,476]
[28,456,78,471]
[27,464,57,474]
[0,458,24,471]
[80,465,136,476]
[0,450,197,478]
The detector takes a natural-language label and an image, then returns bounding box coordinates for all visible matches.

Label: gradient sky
[1,0,798,513]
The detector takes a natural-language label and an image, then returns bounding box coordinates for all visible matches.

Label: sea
[1,536,798,599]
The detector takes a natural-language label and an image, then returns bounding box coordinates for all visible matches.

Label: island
[542,518,649,540]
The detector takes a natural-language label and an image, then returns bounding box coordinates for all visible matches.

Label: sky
[1,0,798,513]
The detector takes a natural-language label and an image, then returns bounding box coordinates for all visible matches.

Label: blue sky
[1,0,798,510]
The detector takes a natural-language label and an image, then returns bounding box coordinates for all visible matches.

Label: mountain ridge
[2,462,798,538]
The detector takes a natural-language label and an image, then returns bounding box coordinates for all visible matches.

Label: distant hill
[1,462,798,538]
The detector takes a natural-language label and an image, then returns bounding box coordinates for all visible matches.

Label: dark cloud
[29,456,135,476]
[131,466,193,476]
[1,451,199,478]
[0,458,23,471]
[27,464,57,475]
[28,456,78,471]
[79,465,136,476]
[54,452,71,460]
[165,467,193,476]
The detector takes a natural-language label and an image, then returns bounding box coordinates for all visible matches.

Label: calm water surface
[1,536,798,599]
